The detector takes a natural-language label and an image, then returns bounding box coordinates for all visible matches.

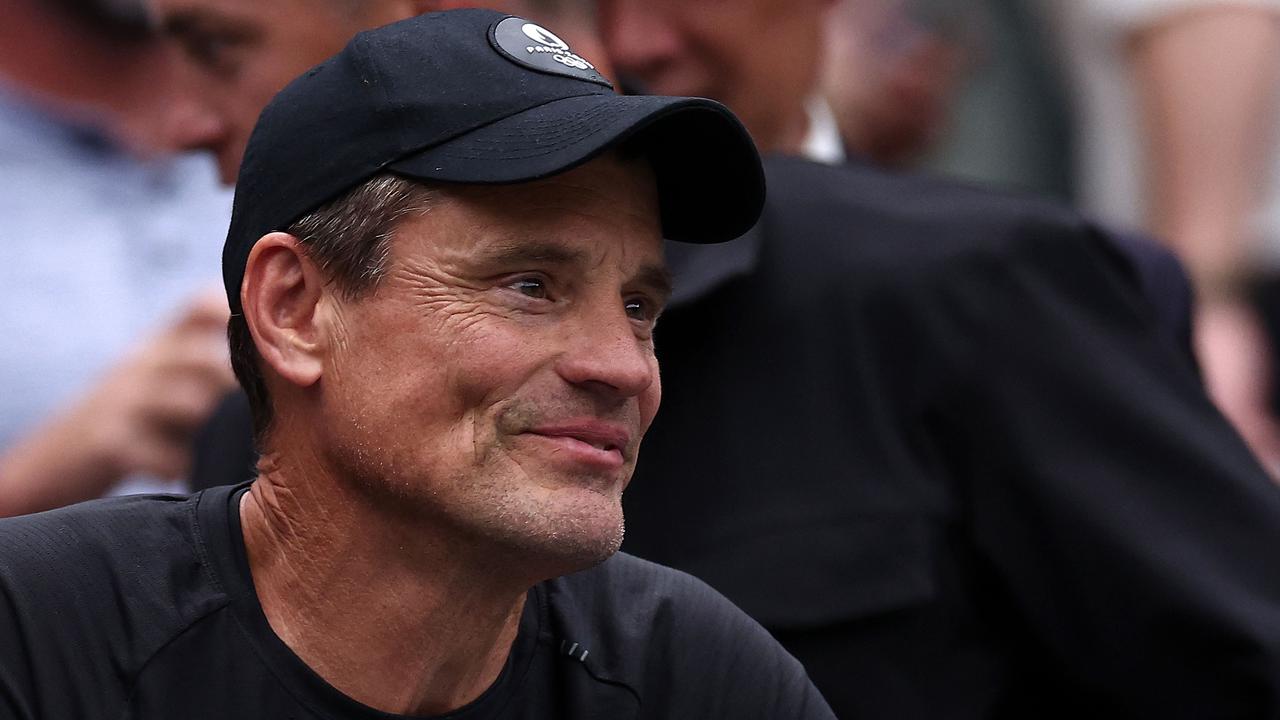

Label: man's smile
[522,419,633,471]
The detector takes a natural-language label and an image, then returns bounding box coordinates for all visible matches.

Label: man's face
[597,0,828,152]
[316,155,667,575]
[149,0,410,182]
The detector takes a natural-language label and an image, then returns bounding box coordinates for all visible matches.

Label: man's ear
[241,232,327,389]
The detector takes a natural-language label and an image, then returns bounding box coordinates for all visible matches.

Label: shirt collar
[0,81,121,157]
[800,96,846,166]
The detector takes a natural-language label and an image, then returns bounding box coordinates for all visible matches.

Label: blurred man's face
[821,0,969,166]
[149,0,412,182]
[598,0,829,153]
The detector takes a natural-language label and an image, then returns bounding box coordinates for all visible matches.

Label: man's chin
[547,524,625,577]
[489,498,626,581]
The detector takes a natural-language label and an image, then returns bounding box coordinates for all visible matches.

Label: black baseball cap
[223,8,765,313]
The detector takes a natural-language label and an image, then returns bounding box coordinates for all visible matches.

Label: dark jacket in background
[621,156,1280,719]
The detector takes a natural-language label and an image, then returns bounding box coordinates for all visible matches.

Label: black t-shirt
[0,485,833,719]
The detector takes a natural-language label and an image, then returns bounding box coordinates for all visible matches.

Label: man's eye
[180,32,240,74]
[509,277,549,299]
[624,297,659,323]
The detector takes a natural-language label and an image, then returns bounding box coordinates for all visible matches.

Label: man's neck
[239,455,528,716]
[759,99,847,165]
[800,97,847,165]
[765,106,814,157]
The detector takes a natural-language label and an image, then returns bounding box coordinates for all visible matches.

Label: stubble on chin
[471,418,629,577]
[322,394,631,577]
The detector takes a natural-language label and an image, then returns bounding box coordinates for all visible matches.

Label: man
[597,0,1280,718]
[0,10,834,718]
[0,0,234,515]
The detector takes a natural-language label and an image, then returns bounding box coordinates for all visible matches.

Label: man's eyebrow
[473,240,587,268]
[634,264,674,304]
[158,7,255,40]
[158,8,211,36]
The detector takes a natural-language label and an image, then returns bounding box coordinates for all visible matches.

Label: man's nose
[156,51,231,159]
[162,97,227,153]
[597,0,684,83]
[162,95,240,184]
[556,307,657,400]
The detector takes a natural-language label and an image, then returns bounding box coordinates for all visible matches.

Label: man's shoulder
[0,492,201,578]
[540,553,834,718]
[764,154,1075,219]
[752,156,1149,314]
[0,492,233,717]
[760,155,1092,263]
[0,491,228,653]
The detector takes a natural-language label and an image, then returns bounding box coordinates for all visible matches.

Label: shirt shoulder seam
[116,597,232,719]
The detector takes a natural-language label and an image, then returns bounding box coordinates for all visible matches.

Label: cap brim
[386,93,764,244]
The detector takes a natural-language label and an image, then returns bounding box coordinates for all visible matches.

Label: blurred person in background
[0,0,234,516]
[821,0,1196,360]
[847,0,1078,202]
[1043,1,1280,474]
[821,0,974,169]
[599,0,1280,717]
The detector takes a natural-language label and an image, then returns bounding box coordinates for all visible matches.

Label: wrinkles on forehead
[370,153,665,310]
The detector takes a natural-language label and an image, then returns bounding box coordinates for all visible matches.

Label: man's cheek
[639,372,662,432]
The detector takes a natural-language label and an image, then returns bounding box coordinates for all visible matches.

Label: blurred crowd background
[4,0,1280,714]
[10,0,1280,509]
[0,0,1274,504]
[11,0,1279,512]
[1,2,1277,489]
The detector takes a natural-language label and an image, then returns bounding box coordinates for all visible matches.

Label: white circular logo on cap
[522,23,569,51]
[490,16,612,88]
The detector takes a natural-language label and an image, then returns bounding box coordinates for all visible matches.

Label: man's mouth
[523,420,633,470]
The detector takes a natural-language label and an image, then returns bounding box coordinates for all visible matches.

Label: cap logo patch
[491,16,613,88]
[523,23,569,51]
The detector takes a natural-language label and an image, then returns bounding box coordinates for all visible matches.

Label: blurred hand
[1196,298,1280,481]
[82,289,235,478]
[0,289,235,516]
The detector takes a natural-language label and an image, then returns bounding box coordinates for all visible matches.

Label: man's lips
[523,420,633,469]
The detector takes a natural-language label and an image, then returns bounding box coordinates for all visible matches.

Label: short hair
[228,174,436,442]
